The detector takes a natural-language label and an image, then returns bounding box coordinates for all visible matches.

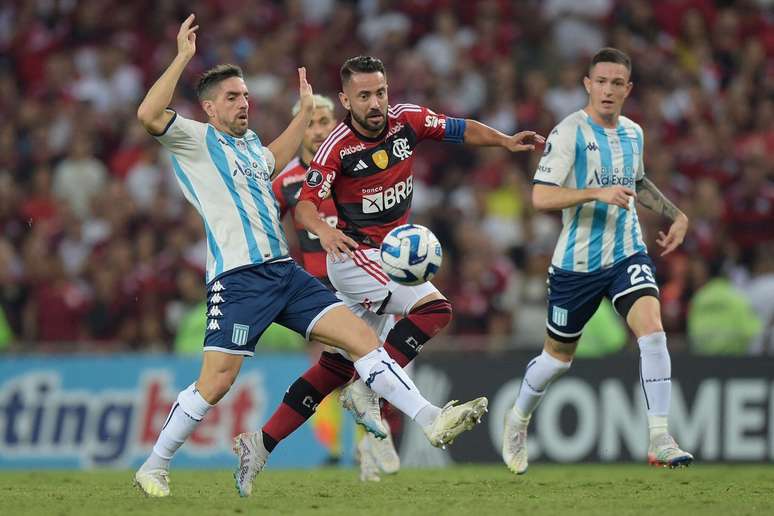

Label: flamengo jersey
[534,109,647,273]
[299,103,465,247]
[272,157,337,279]
[155,111,288,282]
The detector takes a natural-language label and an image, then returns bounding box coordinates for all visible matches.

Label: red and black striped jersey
[298,103,466,248]
[272,157,338,279]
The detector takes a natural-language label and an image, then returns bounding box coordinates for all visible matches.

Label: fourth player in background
[502,47,694,475]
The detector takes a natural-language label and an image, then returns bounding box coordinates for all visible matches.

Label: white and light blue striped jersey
[155,111,288,282]
[534,109,647,273]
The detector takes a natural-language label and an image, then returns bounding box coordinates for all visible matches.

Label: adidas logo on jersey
[354,160,368,172]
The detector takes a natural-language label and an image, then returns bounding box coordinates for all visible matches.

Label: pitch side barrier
[2,352,771,468]
[400,352,774,465]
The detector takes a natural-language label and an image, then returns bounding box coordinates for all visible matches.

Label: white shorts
[328,248,440,320]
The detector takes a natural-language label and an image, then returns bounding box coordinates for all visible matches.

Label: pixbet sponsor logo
[0,371,264,467]
[339,143,366,159]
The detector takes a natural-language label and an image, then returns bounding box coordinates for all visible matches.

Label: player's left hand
[298,67,315,114]
[656,213,689,256]
[504,131,546,152]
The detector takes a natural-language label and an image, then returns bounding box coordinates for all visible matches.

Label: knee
[197,369,238,404]
[544,337,577,362]
[411,298,453,332]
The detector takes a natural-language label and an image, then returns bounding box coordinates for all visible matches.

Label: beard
[351,107,386,133]
[228,119,248,136]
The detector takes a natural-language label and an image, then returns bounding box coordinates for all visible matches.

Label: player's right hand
[319,227,359,262]
[177,14,199,59]
[596,186,636,210]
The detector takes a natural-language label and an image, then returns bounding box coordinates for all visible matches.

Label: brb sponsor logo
[362,176,413,213]
[0,371,264,467]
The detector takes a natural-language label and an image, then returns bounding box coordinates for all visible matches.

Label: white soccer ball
[379,224,443,286]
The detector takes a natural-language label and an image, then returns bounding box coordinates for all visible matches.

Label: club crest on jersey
[392,137,412,160]
[372,149,389,170]
[305,169,323,187]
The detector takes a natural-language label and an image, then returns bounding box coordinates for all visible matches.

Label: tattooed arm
[636,177,689,256]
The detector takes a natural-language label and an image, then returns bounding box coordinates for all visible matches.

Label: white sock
[143,383,212,470]
[354,347,434,420]
[514,350,572,417]
[638,332,671,439]
[415,405,442,427]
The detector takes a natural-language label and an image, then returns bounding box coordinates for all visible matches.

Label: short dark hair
[340,56,386,85]
[589,47,631,75]
[196,64,243,100]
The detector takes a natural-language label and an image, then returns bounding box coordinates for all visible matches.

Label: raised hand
[656,214,689,256]
[177,14,199,60]
[298,67,315,114]
[504,131,546,152]
[596,186,636,210]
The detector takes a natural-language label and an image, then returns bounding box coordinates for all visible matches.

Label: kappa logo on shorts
[210,293,224,304]
[552,306,568,327]
[232,324,250,347]
[209,306,223,317]
[207,319,220,331]
[211,281,225,292]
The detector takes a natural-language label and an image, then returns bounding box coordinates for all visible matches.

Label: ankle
[648,415,668,441]
[142,451,170,471]
[509,407,531,428]
[415,404,441,427]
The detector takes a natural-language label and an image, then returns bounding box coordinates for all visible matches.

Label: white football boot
[423,397,488,448]
[648,433,694,468]
[233,431,270,497]
[367,430,400,475]
[340,380,388,439]
[134,467,170,497]
[357,434,382,482]
[502,407,530,475]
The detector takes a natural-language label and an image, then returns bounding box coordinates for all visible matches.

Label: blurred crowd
[0,0,772,354]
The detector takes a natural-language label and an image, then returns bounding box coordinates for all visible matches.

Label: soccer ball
[379,224,443,285]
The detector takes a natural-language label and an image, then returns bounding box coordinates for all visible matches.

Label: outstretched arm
[463,120,545,152]
[636,177,689,256]
[267,68,315,177]
[137,14,198,135]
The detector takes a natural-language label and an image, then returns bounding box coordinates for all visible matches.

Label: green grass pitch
[1,465,772,516]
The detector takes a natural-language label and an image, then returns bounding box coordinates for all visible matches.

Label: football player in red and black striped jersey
[293,56,543,459]
[263,94,401,478]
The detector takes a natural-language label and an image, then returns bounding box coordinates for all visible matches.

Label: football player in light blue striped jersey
[503,48,693,474]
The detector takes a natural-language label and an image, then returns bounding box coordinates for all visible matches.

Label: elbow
[531,190,549,211]
[136,104,151,125]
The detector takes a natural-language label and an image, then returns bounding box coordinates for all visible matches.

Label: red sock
[262,352,353,451]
